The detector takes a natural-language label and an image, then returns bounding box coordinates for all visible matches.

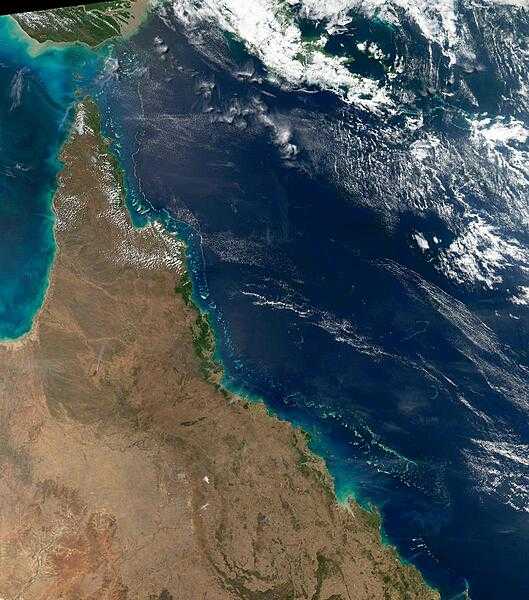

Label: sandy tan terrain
[0,100,438,600]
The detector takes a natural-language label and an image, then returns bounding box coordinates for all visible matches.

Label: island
[13,0,148,46]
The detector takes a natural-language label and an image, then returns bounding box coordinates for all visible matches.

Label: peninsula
[0,99,438,599]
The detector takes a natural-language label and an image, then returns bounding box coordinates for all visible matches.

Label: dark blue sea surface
[2,5,529,599]
[0,17,100,340]
[94,9,529,600]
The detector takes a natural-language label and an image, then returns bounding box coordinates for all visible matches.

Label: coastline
[11,0,153,49]
[0,11,442,595]
[101,114,441,598]
[94,75,443,595]
[209,334,443,593]
[0,7,147,346]
[0,118,70,347]
[0,95,439,597]
[0,16,101,344]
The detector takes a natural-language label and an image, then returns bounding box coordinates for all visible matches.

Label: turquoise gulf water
[0,17,101,340]
[5,9,528,598]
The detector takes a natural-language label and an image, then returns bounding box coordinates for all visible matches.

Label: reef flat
[0,99,437,599]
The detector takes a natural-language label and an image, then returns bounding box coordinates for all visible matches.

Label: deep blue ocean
[3,6,529,599]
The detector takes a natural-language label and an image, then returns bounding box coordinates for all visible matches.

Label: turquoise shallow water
[0,17,100,340]
[91,11,529,597]
[5,8,529,599]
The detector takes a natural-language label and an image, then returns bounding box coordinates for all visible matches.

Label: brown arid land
[0,99,439,600]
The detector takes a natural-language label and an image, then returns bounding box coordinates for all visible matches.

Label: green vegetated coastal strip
[83,94,221,386]
[6,2,442,589]
[88,89,441,600]
[13,0,146,46]
[175,270,223,382]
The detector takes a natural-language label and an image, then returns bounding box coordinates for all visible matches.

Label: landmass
[11,0,529,50]
[12,0,149,46]
[0,99,438,599]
